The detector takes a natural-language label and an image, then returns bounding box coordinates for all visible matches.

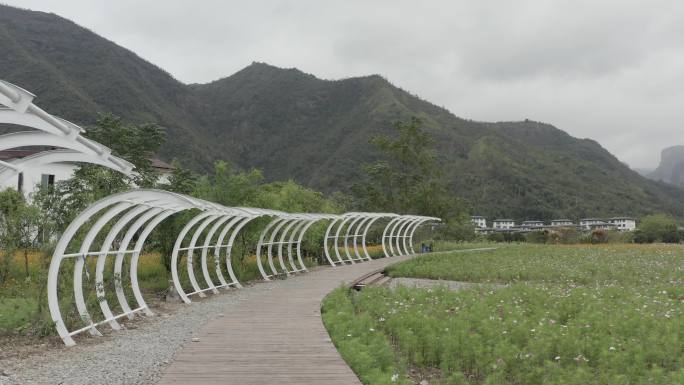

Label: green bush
[525,231,548,244]
[635,214,682,244]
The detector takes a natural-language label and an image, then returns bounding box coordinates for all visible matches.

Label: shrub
[635,214,682,243]
[525,230,547,244]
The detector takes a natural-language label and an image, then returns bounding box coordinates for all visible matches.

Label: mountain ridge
[1,4,683,220]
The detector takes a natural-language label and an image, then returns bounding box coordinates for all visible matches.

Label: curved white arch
[0,149,134,184]
[0,80,134,185]
[47,189,197,345]
[199,215,235,294]
[0,131,95,154]
[323,218,343,266]
[256,217,285,280]
[393,217,416,256]
[381,217,402,258]
[114,207,166,318]
[277,219,304,274]
[295,215,337,270]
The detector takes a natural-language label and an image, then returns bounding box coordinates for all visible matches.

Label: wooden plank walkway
[157,255,414,385]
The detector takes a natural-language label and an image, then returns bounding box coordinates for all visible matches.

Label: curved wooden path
[157,254,415,385]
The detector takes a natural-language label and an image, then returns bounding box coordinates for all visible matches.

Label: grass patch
[324,244,684,384]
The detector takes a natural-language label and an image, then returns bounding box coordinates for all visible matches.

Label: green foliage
[326,244,684,384]
[0,189,42,282]
[30,113,167,229]
[353,118,469,237]
[322,287,411,385]
[387,244,682,285]
[487,232,527,243]
[634,214,682,244]
[165,159,199,195]
[84,113,166,187]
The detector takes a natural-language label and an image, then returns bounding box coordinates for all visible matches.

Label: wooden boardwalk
[157,255,414,385]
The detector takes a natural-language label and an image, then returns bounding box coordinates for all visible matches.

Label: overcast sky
[7,0,684,168]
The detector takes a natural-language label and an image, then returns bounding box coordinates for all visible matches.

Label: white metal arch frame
[0,80,133,183]
[292,214,338,271]
[169,207,284,303]
[47,184,441,346]
[48,189,297,345]
[322,213,400,266]
[47,189,202,346]
[381,215,441,257]
[255,214,336,280]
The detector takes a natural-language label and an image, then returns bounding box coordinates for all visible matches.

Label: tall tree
[38,113,167,227]
[353,117,468,223]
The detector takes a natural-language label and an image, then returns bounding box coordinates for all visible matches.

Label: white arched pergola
[49,188,429,346]
[322,212,440,265]
[0,79,133,185]
[381,215,441,257]
[255,213,338,280]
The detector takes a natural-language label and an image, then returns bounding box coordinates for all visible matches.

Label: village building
[0,149,174,198]
[492,219,515,230]
[521,220,544,228]
[608,217,636,231]
[588,221,618,231]
[579,218,605,230]
[470,215,487,229]
[550,219,574,227]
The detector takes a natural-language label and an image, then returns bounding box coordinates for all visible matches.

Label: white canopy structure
[0,79,133,186]
[0,77,443,346]
[46,188,441,346]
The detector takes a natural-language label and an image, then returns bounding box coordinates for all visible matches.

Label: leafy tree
[0,189,42,280]
[353,117,468,235]
[634,214,681,243]
[36,113,167,228]
[163,159,198,195]
[85,113,166,187]
[194,161,264,207]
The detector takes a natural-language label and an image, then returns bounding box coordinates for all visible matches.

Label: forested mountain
[2,4,684,220]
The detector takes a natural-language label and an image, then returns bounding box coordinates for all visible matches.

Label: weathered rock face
[650,146,684,187]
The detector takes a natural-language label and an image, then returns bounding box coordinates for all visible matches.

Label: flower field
[322,244,684,384]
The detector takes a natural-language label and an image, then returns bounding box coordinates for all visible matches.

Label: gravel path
[1,274,311,385]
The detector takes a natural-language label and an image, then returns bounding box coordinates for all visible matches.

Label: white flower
[379,317,386,322]
[369,328,375,332]
[346,334,352,337]
[391,373,399,382]
[555,356,561,361]
[609,346,616,351]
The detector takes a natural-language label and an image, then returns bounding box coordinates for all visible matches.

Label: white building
[580,218,604,230]
[588,221,617,231]
[0,149,75,196]
[608,217,636,231]
[493,219,515,230]
[470,215,487,229]
[0,149,173,198]
[550,219,574,227]
[521,220,544,228]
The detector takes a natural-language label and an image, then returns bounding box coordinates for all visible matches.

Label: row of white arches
[48,189,440,346]
[0,79,133,185]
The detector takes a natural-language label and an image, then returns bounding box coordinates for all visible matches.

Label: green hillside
[1,4,683,220]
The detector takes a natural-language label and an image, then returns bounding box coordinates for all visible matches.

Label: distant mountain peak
[649,145,684,187]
